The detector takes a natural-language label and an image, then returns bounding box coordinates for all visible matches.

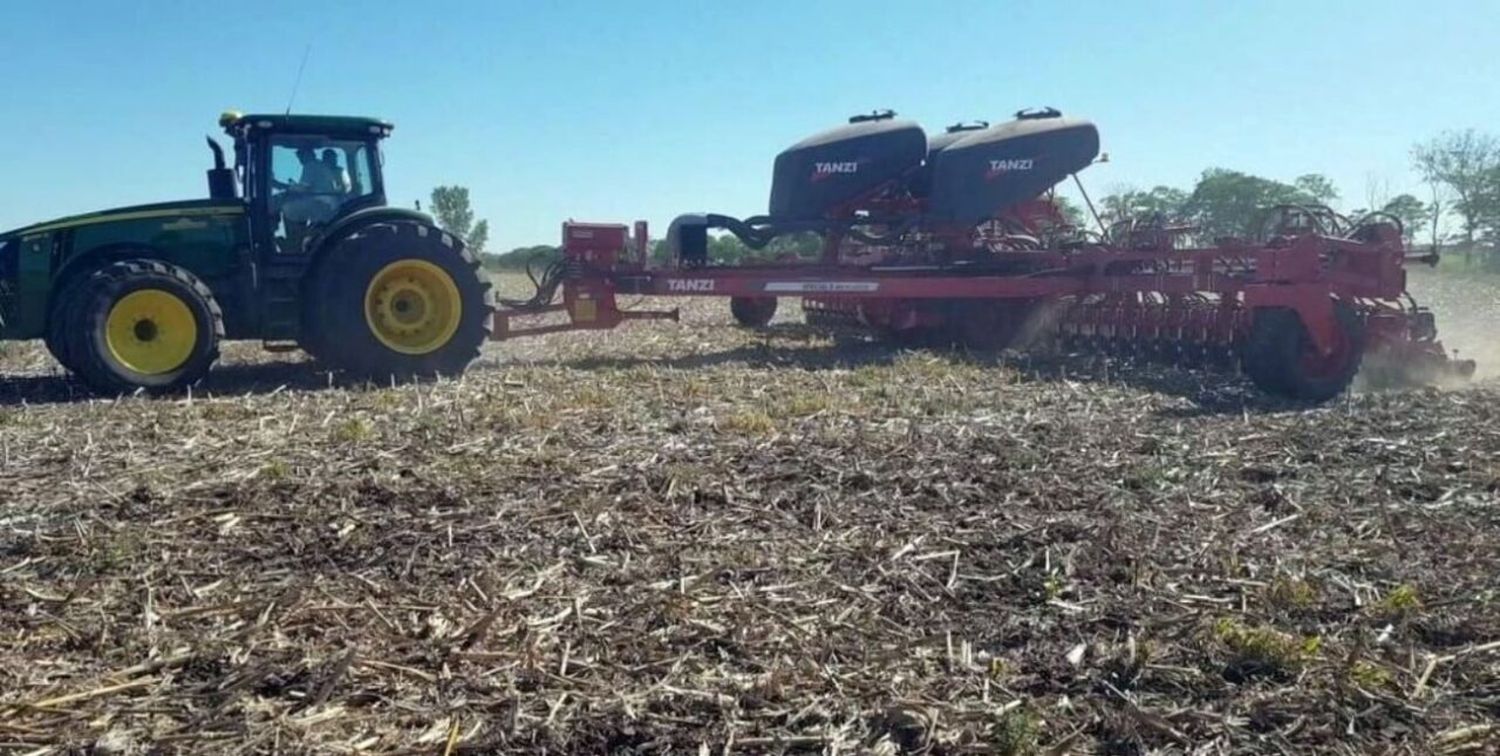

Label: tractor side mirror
[205,136,238,200]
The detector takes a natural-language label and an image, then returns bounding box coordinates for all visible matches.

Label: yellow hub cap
[105,289,199,375]
[364,260,463,355]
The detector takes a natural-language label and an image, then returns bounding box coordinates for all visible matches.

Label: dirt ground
[1,272,1498,754]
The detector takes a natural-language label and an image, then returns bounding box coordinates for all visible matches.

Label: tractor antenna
[284,43,312,115]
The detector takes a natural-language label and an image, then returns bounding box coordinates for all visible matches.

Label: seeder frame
[490,211,1473,401]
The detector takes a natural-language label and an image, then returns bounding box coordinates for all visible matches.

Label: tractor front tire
[62,260,224,394]
[44,276,92,375]
[303,223,490,380]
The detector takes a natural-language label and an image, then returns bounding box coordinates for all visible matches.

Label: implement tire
[1242,301,1363,401]
[63,260,223,394]
[948,299,1041,352]
[1240,308,1295,396]
[303,223,490,379]
[730,296,778,328]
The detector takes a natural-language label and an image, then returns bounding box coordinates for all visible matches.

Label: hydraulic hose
[497,253,569,310]
[708,214,777,249]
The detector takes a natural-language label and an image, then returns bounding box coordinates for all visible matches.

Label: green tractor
[0,111,491,393]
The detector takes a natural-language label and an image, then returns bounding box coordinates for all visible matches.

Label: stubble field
[0,270,1497,754]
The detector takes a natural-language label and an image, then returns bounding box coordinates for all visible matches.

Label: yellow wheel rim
[364,259,463,355]
[105,289,199,375]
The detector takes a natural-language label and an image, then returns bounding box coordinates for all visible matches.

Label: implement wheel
[62,260,224,394]
[730,296,777,327]
[948,299,1039,351]
[1242,301,1363,401]
[303,223,490,379]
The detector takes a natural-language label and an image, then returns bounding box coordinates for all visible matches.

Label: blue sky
[0,1,1496,250]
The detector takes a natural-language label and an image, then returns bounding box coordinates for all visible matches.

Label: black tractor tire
[302,223,490,379]
[44,275,92,375]
[62,260,224,394]
[730,296,778,328]
[296,295,333,366]
[43,321,73,374]
[1241,301,1363,401]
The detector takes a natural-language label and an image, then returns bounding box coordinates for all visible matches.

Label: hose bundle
[496,252,570,311]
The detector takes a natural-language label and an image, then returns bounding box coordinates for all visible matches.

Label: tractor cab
[215,111,393,255]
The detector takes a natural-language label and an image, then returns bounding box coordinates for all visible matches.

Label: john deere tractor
[0,111,491,393]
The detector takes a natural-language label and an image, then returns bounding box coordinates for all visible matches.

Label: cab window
[267,136,377,252]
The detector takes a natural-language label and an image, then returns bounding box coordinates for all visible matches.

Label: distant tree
[1379,194,1428,243]
[1180,169,1323,240]
[1142,186,1189,218]
[1479,167,1500,246]
[646,233,743,265]
[484,244,558,270]
[1100,185,1188,223]
[1411,130,1500,247]
[1363,174,1392,214]
[429,185,490,254]
[646,231,823,266]
[1051,195,1087,227]
[764,232,824,259]
[1293,174,1340,204]
[470,220,490,256]
[707,233,751,263]
[1099,189,1138,223]
[1426,184,1448,253]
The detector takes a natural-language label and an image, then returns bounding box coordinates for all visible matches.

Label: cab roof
[220,112,394,137]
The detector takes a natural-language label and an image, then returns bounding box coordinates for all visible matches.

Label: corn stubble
[0,273,1497,753]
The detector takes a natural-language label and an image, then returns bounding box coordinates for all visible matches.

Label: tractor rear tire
[44,324,73,374]
[62,260,224,394]
[730,296,778,328]
[303,223,490,380]
[1242,301,1363,401]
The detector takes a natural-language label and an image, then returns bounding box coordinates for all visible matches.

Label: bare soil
[1,274,1497,754]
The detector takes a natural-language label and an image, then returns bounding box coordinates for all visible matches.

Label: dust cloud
[1405,266,1500,380]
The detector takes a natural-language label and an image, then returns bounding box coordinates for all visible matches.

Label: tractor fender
[44,241,255,340]
[48,243,166,317]
[308,207,443,259]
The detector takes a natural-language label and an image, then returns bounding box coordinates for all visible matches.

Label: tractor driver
[321,149,350,194]
[279,148,340,216]
[274,147,342,250]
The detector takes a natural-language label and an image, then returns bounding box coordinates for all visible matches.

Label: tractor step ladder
[258,262,307,343]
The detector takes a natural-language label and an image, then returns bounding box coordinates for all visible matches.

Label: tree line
[1092,129,1500,264]
[428,128,1500,270]
[1410,129,1500,253]
[1091,170,1428,245]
